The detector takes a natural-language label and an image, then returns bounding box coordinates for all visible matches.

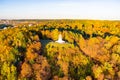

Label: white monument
[55,34,65,43]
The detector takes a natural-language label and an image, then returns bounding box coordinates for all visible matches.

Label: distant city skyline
[0,0,120,20]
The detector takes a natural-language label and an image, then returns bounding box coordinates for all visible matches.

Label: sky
[0,0,120,20]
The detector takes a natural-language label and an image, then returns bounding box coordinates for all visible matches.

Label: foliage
[0,20,120,80]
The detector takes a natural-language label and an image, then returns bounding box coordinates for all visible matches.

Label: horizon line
[0,18,120,21]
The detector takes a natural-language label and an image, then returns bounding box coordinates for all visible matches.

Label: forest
[0,20,120,80]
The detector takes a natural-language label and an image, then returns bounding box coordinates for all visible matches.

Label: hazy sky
[0,0,120,20]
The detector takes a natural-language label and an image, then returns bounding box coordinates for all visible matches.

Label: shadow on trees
[29,25,120,41]
[39,26,91,39]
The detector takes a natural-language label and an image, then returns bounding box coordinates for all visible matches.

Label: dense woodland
[0,20,120,80]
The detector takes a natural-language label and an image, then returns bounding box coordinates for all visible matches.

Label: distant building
[55,34,65,43]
